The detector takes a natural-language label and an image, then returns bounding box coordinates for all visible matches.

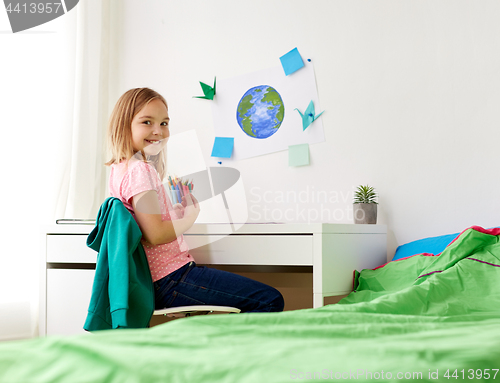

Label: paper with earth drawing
[211,64,325,161]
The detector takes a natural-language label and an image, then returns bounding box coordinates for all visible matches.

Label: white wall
[113,0,500,257]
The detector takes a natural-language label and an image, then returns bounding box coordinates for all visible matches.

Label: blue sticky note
[211,137,234,158]
[288,144,310,167]
[280,47,305,76]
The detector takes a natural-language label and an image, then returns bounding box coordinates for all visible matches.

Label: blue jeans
[153,262,284,313]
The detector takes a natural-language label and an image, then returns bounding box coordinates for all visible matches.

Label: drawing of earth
[236,85,284,139]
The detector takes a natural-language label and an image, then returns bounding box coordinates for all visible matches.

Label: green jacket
[84,197,154,331]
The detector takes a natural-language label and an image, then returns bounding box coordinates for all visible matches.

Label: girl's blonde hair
[105,88,168,180]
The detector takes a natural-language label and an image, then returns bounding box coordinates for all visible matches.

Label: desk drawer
[46,235,97,263]
[185,235,313,266]
[46,269,94,335]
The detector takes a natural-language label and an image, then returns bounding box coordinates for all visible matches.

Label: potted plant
[353,185,378,224]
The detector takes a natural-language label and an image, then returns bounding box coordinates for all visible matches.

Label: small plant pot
[353,203,377,224]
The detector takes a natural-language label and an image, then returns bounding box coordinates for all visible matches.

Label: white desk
[40,223,387,336]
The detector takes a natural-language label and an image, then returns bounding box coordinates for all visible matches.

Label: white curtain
[56,0,113,219]
[0,0,115,339]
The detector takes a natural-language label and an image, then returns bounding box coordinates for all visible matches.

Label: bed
[1,226,499,382]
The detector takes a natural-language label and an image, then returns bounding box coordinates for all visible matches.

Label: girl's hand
[182,193,200,222]
[180,196,188,208]
[171,203,185,218]
[133,191,200,246]
[180,193,200,209]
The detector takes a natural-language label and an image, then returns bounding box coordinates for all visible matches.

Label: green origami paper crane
[194,77,216,100]
[295,100,324,130]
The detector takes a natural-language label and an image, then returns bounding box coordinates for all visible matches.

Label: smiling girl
[105,88,284,313]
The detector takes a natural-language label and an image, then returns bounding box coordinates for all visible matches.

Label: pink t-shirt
[108,159,194,282]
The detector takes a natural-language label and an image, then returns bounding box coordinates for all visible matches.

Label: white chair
[153,305,241,319]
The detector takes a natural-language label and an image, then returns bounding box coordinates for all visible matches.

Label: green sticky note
[211,137,234,158]
[289,144,310,167]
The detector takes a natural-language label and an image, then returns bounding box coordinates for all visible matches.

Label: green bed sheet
[1,226,500,382]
